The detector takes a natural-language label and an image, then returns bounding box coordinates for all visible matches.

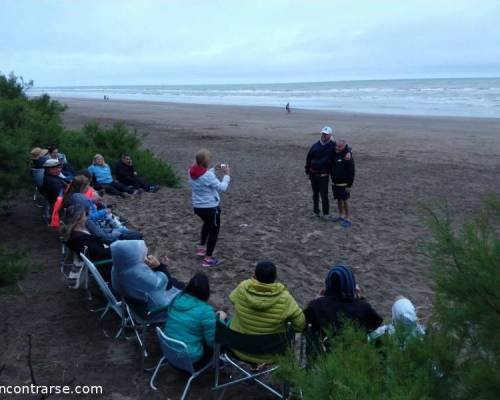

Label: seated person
[304,265,382,338]
[41,158,70,205]
[115,153,159,193]
[229,261,305,364]
[164,272,226,369]
[78,169,106,205]
[88,154,135,197]
[110,240,183,314]
[47,143,75,179]
[369,296,425,346]
[61,205,112,281]
[30,147,50,187]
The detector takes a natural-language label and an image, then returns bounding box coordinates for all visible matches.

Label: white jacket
[188,167,231,208]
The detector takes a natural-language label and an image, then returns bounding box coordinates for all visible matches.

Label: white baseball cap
[321,126,333,135]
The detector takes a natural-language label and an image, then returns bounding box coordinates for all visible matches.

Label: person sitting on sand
[110,240,184,313]
[61,205,112,281]
[87,154,135,197]
[228,261,305,364]
[331,139,355,228]
[47,143,75,180]
[304,265,382,338]
[163,272,227,369]
[368,296,425,347]
[115,153,159,193]
[188,149,231,268]
[41,158,70,205]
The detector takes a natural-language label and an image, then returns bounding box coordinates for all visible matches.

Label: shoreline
[46,95,500,121]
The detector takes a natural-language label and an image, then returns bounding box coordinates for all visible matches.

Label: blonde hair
[93,154,104,164]
[60,206,86,241]
[195,149,211,167]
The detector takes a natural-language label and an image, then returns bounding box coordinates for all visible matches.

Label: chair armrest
[94,259,113,266]
[147,304,169,317]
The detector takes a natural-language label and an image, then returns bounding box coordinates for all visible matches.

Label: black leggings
[194,207,221,257]
[101,181,135,195]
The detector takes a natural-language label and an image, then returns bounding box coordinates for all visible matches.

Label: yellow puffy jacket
[229,278,305,363]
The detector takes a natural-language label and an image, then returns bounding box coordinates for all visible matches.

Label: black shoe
[149,185,160,193]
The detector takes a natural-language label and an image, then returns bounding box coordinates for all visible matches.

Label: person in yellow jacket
[229,261,305,364]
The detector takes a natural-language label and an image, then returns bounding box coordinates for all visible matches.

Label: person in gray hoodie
[188,149,231,268]
[110,240,183,314]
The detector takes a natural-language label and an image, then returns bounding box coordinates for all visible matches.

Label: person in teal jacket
[163,272,226,369]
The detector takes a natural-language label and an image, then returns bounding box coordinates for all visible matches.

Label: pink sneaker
[202,257,221,268]
[196,246,206,257]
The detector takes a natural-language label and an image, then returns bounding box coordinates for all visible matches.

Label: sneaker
[196,246,206,257]
[149,185,160,193]
[331,216,343,222]
[341,219,352,228]
[134,188,144,195]
[202,257,221,268]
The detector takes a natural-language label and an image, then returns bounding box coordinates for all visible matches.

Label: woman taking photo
[188,149,231,268]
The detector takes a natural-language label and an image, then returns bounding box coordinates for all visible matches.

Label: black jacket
[66,230,111,262]
[331,149,355,187]
[305,140,335,175]
[304,295,382,335]
[115,162,137,185]
[41,172,68,204]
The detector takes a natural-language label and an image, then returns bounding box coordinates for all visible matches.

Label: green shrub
[0,72,179,203]
[0,246,28,287]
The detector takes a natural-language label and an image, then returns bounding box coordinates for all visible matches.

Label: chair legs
[150,356,166,390]
[181,375,195,400]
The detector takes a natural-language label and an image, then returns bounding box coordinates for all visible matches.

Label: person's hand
[319,288,326,296]
[345,187,351,193]
[344,152,352,160]
[159,255,170,265]
[144,255,161,268]
[216,310,227,320]
[355,284,363,299]
[223,164,230,176]
[134,171,138,175]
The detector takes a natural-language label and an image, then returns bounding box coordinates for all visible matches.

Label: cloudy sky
[1,0,499,86]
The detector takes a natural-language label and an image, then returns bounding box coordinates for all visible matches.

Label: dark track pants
[194,207,221,257]
[310,175,330,215]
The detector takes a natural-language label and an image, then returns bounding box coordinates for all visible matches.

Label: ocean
[30,78,500,118]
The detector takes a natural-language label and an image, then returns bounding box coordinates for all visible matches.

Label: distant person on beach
[285,102,291,113]
[228,261,305,364]
[188,149,231,268]
[304,265,382,339]
[331,139,355,228]
[305,126,335,218]
[111,240,184,313]
[115,153,159,193]
[88,154,136,197]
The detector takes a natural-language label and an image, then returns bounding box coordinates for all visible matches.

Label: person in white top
[188,149,231,268]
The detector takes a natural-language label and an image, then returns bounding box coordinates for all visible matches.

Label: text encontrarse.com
[0,384,103,396]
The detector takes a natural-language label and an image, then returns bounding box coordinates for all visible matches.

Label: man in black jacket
[115,153,159,193]
[41,158,70,205]
[331,139,355,228]
[305,126,335,218]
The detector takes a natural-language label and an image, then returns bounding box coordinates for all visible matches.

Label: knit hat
[30,147,49,160]
[43,158,62,168]
[324,265,356,299]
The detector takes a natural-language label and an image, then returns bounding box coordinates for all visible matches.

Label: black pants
[118,176,151,191]
[310,175,330,215]
[194,207,221,257]
[102,180,135,195]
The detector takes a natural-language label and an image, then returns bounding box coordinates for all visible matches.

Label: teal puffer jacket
[163,293,216,362]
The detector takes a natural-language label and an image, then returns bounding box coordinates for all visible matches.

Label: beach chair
[60,241,86,289]
[80,253,126,338]
[121,296,168,366]
[212,320,294,399]
[150,327,214,400]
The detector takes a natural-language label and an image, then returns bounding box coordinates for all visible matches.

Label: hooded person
[188,149,231,268]
[228,261,305,364]
[369,297,425,345]
[110,240,182,313]
[304,265,382,336]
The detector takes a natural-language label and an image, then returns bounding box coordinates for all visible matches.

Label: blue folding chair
[150,327,213,400]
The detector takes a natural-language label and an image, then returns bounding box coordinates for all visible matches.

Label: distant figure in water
[285,102,291,113]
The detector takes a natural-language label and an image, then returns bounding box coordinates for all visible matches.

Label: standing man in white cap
[305,126,335,218]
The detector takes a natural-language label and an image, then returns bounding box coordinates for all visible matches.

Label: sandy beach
[1,98,499,399]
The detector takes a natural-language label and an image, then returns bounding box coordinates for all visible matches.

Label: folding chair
[121,297,168,364]
[213,320,294,399]
[80,253,126,338]
[150,327,214,400]
[60,241,86,289]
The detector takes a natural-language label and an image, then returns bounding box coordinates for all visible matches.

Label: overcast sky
[1,0,499,86]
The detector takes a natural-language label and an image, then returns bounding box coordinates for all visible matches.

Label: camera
[220,163,228,168]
